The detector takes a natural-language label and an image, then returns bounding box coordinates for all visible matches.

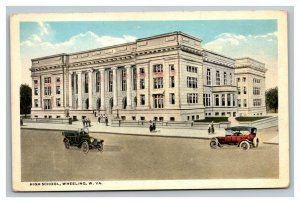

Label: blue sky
[20,20,278,88]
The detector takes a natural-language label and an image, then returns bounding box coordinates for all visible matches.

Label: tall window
[221,94,225,106]
[243,77,246,82]
[238,87,241,95]
[140,94,145,105]
[153,64,163,73]
[187,65,198,73]
[243,99,247,107]
[44,77,51,84]
[34,87,38,95]
[233,94,236,106]
[140,68,145,74]
[253,99,262,106]
[75,74,78,94]
[121,69,127,91]
[237,78,240,84]
[95,71,100,92]
[34,80,38,85]
[224,72,227,85]
[133,67,137,90]
[44,86,51,96]
[237,99,241,107]
[108,70,113,92]
[253,87,260,95]
[170,76,175,88]
[215,95,219,106]
[56,86,60,94]
[34,99,38,107]
[56,98,61,107]
[140,79,145,89]
[170,93,175,104]
[84,72,88,93]
[187,77,197,88]
[203,94,211,106]
[154,77,163,89]
[216,71,220,85]
[154,94,164,108]
[207,69,211,85]
[229,73,232,85]
[44,99,51,110]
[169,64,175,71]
[227,94,231,106]
[187,93,198,104]
[243,86,247,94]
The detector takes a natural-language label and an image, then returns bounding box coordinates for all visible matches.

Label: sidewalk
[21,121,222,140]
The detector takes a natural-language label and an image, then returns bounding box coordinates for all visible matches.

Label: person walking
[149,120,153,132]
[105,116,108,126]
[211,121,215,134]
[208,123,211,134]
[98,115,101,123]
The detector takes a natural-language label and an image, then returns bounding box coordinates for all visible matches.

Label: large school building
[30,32,267,121]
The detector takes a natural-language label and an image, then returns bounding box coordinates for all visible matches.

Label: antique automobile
[62,128,104,154]
[209,126,259,150]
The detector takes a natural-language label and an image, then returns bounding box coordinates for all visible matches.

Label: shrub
[235,117,270,122]
[194,117,229,123]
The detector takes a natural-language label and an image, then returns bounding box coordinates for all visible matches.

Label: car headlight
[90,138,94,142]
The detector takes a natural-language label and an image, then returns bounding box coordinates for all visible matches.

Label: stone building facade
[30,32,267,121]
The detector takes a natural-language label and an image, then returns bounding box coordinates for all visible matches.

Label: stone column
[100,69,105,110]
[52,75,56,108]
[68,72,72,108]
[230,94,233,107]
[112,67,118,108]
[225,94,227,107]
[125,65,132,109]
[77,71,82,109]
[88,69,93,110]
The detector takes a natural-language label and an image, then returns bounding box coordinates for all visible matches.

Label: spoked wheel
[240,141,250,150]
[210,139,218,149]
[64,139,70,149]
[82,141,89,154]
[98,144,104,152]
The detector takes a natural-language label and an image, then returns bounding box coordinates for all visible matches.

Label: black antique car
[62,128,104,154]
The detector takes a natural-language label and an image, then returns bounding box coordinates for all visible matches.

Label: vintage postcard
[10,10,289,191]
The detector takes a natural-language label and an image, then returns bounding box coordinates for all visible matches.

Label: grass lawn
[194,117,229,122]
[235,116,270,122]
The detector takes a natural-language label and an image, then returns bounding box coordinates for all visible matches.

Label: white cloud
[203,32,278,89]
[20,30,137,86]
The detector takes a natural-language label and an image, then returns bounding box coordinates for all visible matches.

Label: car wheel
[240,141,250,150]
[64,139,70,149]
[210,140,218,149]
[253,137,259,148]
[82,141,89,154]
[98,143,104,152]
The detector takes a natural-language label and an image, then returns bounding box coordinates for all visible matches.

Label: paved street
[21,128,279,182]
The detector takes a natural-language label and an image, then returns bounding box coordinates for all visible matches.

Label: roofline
[202,49,235,61]
[31,53,68,61]
[235,57,265,65]
[137,31,202,43]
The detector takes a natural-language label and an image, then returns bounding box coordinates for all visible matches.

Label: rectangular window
[44,99,51,110]
[153,64,163,73]
[237,78,240,83]
[253,87,261,95]
[233,94,236,106]
[153,77,164,89]
[243,77,246,82]
[121,69,127,91]
[153,94,164,108]
[140,68,144,74]
[56,77,60,83]
[75,74,78,94]
[216,71,220,85]
[95,72,100,92]
[170,76,175,88]
[133,67,137,90]
[170,117,175,121]
[207,69,211,85]
[187,65,197,73]
[253,99,262,107]
[44,77,51,84]
[34,99,38,107]
[44,86,51,96]
[140,79,145,89]
[169,64,175,71]
[140,94,145,105]
[34,80,38,85]
[237,99,241,107]
[238,87,241,95]
[229,73,232,85]
[221,94,225,106]
[224,72,227,85]
[244,99,247,107]
[187,77,197,88]
[227,94,231,106]
[215,95,219,106]
[170,93,175,104]
[34,87,38,95]
[56,86,60,94]
[203,94,211,107]
[187,93,198,104]
[108,70,113,92]
[84,72,88,93]
[243,86,247,94]
[56,98,61,107]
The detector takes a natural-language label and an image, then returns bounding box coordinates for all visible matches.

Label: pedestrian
[152,121,156,132]
[82,118,85,127]
[208,123,211,134]
[98,116,101,123]
[149,120,153,132]
[211,121,215,134]
[88,118,91,127]
[105,116,108,126]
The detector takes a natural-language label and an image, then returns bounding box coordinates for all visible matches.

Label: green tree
[265,87,278,113]
[20,84,32,118]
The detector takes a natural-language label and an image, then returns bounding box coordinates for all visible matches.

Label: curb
[21,127,212,140]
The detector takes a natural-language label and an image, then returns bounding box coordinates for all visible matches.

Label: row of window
[206,69,233,86]
[214,94,236,107]
[237,86,247,95]
[253,99,262,107]
[253,87,261,95]
[187,77,198,88]
[34,98,62,109]
[187,65,198,73]
[236,77,247,83]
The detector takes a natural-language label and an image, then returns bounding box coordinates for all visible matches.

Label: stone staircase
[228,117,240,127]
